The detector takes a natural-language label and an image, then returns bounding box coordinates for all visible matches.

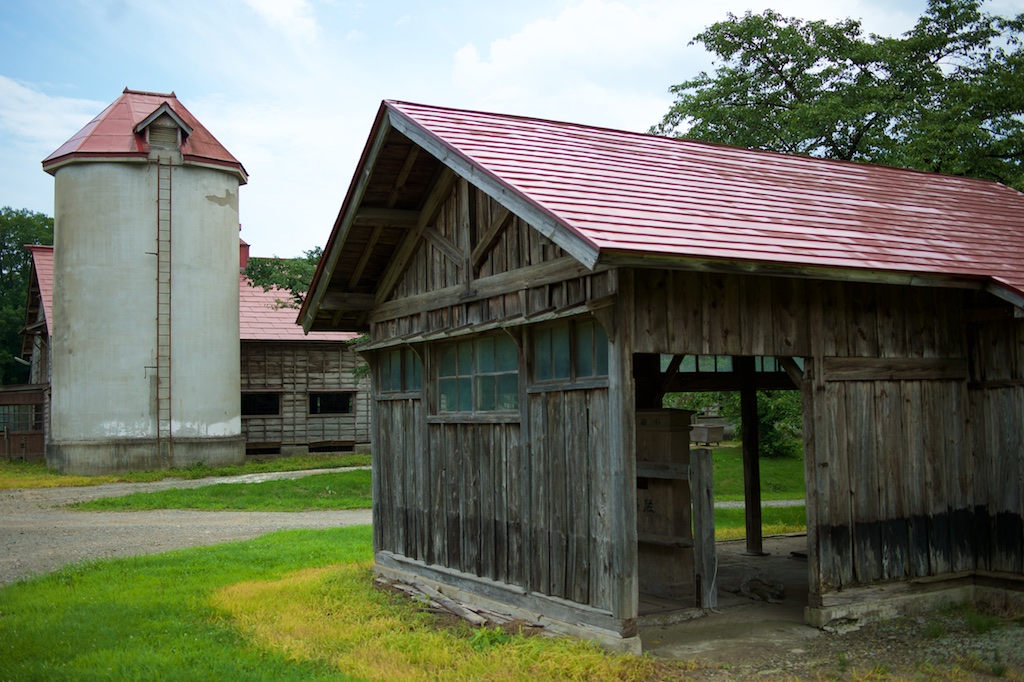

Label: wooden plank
[850,381,882,584]
[608,268,638,621]
[741,275,772,357]
[587,389,612,610]
[477,425,494,580]
[772,276,807,357]
[804,285,825,600]
[823,357,968,381]
[529,393,549,595]
[902,382,931,578]
[830,381,855,588]
[690,447,717,608]
[876,380,908,580]
[848,284,879,358]
[922,381,951,576]
[548,393,568,599]
[566,390,590,604]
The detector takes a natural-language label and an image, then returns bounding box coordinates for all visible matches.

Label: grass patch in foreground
[0,452,370,490]
[0,527,697,681]
[70,470,373,512]
[714,505,807,541]
[0,527,373,681]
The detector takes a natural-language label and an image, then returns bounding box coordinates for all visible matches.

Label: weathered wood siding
[369,182,623,612]
[241,341,369,448]
[631,270,999,594]
[967,317,1024,575]
[370,181,614,343]
[527,388,612,610]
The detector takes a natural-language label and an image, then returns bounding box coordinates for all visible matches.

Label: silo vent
[135,103,193,151]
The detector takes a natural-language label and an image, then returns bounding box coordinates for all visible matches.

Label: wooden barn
[21,244,369,461]
[300,101,1024,652]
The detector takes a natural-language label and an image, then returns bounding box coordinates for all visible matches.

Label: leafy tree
[664,389,802,458]
[1,207,54,384]
[242,246,322,308]
[652,0,1024,188]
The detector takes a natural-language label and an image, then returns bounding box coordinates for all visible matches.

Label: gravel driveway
[0,469,372,586]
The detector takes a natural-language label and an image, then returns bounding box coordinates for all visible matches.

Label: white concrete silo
[42,89,247,474]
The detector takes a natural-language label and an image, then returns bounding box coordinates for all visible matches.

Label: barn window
[438,334,518,412]
[379,348,422,393]
[533,318,608,382]
[309,392,353,415]
[241,392,280,416]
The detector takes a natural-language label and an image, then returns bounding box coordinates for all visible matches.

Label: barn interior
[630,353,806,625]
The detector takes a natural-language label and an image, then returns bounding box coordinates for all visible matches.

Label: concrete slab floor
[641,534,820,662]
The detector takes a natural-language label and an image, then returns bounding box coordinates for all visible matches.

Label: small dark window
[379,348,422,393]
[309,392,353,415]
[242,392,280,416]
[532,318,608,382]
[438,334,519,412]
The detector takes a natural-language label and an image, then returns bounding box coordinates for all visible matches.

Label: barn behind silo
[42,88,248,474]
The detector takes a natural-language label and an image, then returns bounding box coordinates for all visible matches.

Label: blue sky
[2,0,1018,257]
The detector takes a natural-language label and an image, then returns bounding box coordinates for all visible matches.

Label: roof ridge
[123,87,176,98]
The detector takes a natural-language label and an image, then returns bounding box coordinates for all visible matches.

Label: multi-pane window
[309,392,353,415]
[438,334,519,412]
[533,318,608,382]
[379,348,422,393]
[241,392,280,416]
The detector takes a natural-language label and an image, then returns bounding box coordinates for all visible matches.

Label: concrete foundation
[47,436,244,475]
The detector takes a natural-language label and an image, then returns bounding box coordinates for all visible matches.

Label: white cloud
[0,76,103,149]
[239,0,320,43]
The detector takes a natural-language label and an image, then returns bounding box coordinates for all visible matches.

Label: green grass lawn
[70,470,373,512]
[0,527,696,681]
[710,442,805,501]
[0,452,370,490]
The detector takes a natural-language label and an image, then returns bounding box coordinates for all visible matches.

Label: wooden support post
[690,447,717,608]
[737,356,765,555]
[607,270,638,627]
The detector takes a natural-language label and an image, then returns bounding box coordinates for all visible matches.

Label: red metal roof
[27,245,54,330]
[239,277,356,342]
[386,100,1024,302]
[42,88,247,182]
[28,246,352,342]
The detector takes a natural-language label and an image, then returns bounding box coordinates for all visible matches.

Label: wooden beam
[822,357,967,382]
[662,371,797,392]
[690,447,717,609]
[779,356,805,388]
[736,356,765,556]
[347,224,384,290]
[659,354,684,395]
[369,256,605,323]
[353,208,419,227]
[386,146,420,207]
[374,167,457,305]
[423,226,465,268]
[471,206,513,272]
[320,291,376,311]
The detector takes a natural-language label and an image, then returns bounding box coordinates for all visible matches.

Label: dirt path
[0,469,371,586]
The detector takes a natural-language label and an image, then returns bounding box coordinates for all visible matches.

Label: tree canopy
[242,246,322,308]
[1,207,53,384]
[651,0,1024,188]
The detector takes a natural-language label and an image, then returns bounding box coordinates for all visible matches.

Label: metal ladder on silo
[155,155,173,465]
